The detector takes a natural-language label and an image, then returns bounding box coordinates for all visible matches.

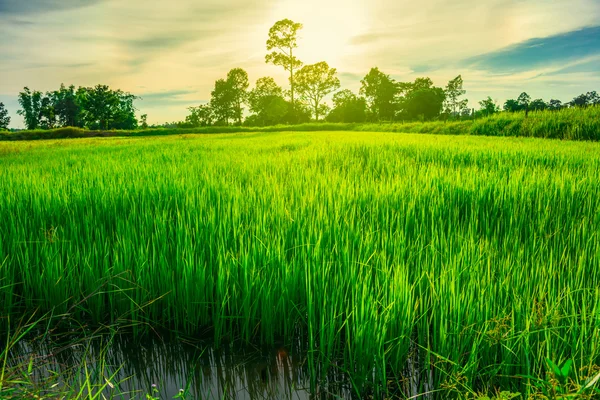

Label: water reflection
[9,333,355,399]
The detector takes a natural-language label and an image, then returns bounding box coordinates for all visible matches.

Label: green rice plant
[0,131,599,397]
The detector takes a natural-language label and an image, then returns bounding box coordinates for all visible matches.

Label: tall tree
[226,68,249,125]
[294,61,340,121]
[360,67,398,121]
[17,87,43,130]
[517,92,531,115]
[0,102,10,130]
[210,79,234,125]
[265,19,303,117]
[444,75,468,117]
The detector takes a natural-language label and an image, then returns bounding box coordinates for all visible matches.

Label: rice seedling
[0,130,599,398]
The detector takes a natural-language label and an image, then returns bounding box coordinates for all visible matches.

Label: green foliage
[327,89,367,123]
[17,84,138,131]
[209,68,250,126]
[569,91,600,107]
[226,68,250,125]
[1,131,600,398]
[139,114,148,129]
[265,19,303,112]
[402,86,446,120]
[360,67,397,121]
[294,61,340,121]
[247,77,289,126]
[0,102,10,130]
[77,85,138,130]
[479,97,499,117]
[52,84,81,127]
[185,104,213,127]
[444,74,468,117]
[17,87,43,130]
[3,105,600,141]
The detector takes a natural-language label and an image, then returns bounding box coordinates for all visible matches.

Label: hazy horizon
[1,0,599,128]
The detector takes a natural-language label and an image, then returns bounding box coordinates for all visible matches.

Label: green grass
[1,131,600,397]
[2,105,600,142]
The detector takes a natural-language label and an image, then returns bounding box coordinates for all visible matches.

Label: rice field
[1,131,600,398]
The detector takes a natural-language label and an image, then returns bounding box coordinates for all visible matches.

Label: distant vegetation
[3,105,600,142]
[3,19,598,132]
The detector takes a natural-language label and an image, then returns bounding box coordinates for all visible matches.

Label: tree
[0,102,10,130]
[39,94,56,130]
[17,87,43,130]
[360,67,398,121]
[503,99,520,112]
[478,97,499,116]
[517,92,531,115]
[529,98,547,111]
[588,91,600,105]
[327,89,367,123]
[402,87,446,120]
[444,75,468,117]
[52,84,81,127]
[210,79,234,125]
[248,77,288,126]
[139,114,148,129]
[186,104,213,127]
[77,85,138,130]
[226,68,249,125]
[294,61,340,121]
[265,19,303,116]
[548,99,563,111]
[569,91,600,107]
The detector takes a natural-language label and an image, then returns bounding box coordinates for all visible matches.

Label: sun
[269,0,371,69]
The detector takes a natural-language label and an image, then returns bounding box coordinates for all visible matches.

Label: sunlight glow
[269,0,371,68]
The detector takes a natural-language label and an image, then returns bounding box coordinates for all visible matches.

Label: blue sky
[1,0,599,128]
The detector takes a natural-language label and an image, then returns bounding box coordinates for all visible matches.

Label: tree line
[1,18,598,131]
[2,84,141,131]
[174,19,600,128]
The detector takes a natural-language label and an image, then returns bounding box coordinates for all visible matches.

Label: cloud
[137,89,206,107]
[2,0,600,128]
[462,26,600,74]
[0,0,102,14]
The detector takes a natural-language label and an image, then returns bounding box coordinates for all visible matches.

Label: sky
[1,0,599,128]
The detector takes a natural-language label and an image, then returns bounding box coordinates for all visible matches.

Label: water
[8,333,357,399]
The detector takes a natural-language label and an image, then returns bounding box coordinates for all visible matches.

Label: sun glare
[269,0,370,68]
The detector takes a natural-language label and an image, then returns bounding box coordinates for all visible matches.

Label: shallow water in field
[9,334,359,399]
